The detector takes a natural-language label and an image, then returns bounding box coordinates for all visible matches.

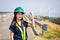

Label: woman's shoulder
[9,24,15,32]
[24,21,28,27]
[11,21,16,26]
[9,21,16,28]
[24,20,31,24]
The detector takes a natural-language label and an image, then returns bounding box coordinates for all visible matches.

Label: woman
[9,7,35,40]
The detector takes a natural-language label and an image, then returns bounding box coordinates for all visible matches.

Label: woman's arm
[10,31,14,40]
[28,11,35,27]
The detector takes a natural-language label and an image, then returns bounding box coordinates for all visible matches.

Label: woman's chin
[19,18,22,20]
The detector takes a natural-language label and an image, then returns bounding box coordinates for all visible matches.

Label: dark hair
[10,12,26,27]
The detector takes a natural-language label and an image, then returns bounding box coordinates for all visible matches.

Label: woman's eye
[18,13,23,15]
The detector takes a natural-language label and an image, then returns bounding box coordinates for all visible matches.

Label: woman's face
[16,12,24,20]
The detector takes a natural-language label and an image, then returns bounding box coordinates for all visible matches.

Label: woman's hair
[10,12,26,27]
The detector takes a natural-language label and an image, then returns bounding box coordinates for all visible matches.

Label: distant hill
[0,12,13,14]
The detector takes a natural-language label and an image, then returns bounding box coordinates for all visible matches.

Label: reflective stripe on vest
[16,23,26,40]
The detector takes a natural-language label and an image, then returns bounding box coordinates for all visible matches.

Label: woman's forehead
[17,12,23,14]
[17,12,24,15]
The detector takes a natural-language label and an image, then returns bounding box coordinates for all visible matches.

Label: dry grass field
[33,20,60,40]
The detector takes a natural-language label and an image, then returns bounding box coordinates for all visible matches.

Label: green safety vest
[16,23,26,40]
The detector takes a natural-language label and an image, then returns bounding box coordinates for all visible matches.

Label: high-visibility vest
[16,23,26,40]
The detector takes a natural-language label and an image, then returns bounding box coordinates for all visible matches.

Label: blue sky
[0,0,60,17]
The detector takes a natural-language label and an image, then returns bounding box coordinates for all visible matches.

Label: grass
[48,25,60,38]
[33,21,60,40]
[46,35,53,39]
[53,30,60,38]
[38,25,60,40]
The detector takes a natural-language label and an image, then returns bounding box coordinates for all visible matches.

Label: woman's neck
[16,19,21,25]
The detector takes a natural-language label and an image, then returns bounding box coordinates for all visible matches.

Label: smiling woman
[9,7,35,40]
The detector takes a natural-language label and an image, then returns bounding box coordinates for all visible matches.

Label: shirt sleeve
[9,25,15,32]
[24,21,28,28]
